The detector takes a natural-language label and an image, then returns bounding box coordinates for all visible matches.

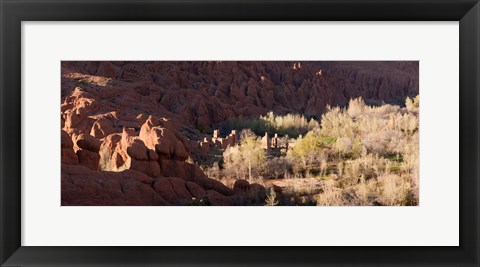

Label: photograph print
[61,61,419,206]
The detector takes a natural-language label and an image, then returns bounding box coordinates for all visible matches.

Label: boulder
[76,133,102,153]
[233,179,250,194]
[194,177,234,196]
[185,181,207,198]
[98,130,161,177]
[77,149,100,170]
[206,190,234,206]
[90,117,116,138]
[139,116,191,160]
[61,130,78,165]
[153,177,193,205]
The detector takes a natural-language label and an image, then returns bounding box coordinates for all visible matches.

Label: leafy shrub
[223,112,318,138]
[223,136,266,181]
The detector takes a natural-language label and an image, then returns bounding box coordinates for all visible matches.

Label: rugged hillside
[62,61,418,133]
[61,61,418,205]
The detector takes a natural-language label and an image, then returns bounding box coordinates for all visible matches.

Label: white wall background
[22,22,459,246]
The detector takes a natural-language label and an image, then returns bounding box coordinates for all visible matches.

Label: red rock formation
[61,113,236,205]
[185,181,207,199]
[153,177,192,205]
[139,116,190,161]
[62,61,418,133]
[98,128,161,178]
[233,179,250,194]
[206,190,234,206]
[61,61,417,205]
[61,130,78,165]
[75,133,101,170]
[61,164,168,206]
[90,117,115,138]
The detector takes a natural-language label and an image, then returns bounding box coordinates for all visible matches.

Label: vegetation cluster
[222,111,319,138]
[201,96,419,206]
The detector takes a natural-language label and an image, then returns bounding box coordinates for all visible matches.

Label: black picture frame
[1,0,479,266]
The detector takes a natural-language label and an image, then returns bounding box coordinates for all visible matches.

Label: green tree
[286,131,326,177]
[240,136,266,180]
[223,136,266,180]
